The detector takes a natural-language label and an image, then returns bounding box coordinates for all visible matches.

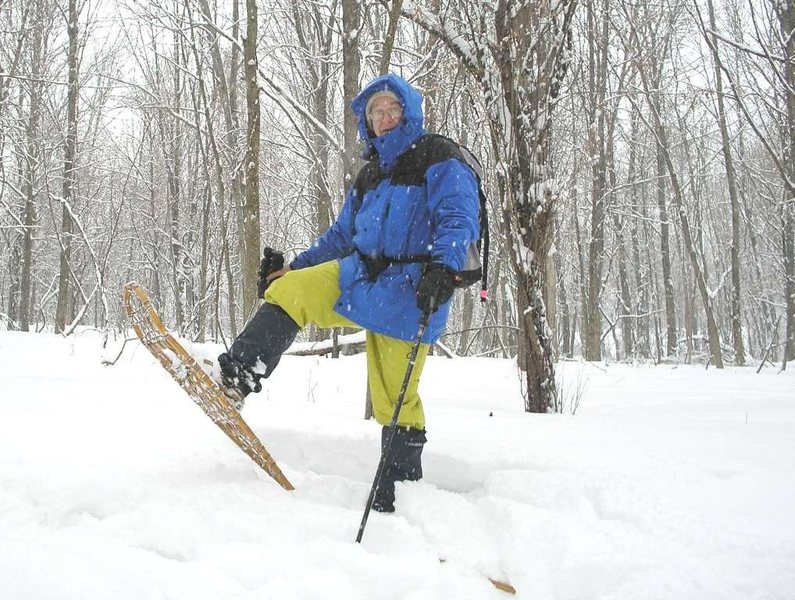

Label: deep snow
[1,329,793,599]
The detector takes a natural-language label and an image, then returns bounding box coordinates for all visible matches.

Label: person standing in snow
[217,73,480,513]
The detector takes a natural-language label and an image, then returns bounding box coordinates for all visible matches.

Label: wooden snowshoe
[122,281,293,491]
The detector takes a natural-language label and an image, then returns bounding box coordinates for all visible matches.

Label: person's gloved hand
[416,263,456,314]
[257,247,285,298]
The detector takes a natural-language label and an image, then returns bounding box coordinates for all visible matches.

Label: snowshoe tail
[439,558,516,595]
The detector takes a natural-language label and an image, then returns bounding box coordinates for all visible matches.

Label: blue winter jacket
[291,74,480,343]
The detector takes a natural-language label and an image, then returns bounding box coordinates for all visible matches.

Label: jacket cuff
[289,254,308,270]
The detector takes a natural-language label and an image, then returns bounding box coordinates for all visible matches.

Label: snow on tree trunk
[242,0,262,320]
[402,0,578,412]
[781,0,795,364]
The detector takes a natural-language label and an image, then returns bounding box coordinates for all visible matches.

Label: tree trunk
[630,30,724,367]
[457,289,475,355]
[557,248,572,358]
[781,0,795,364]
[378,0,404,75]
[654,103,677,357]
[679,236,694,363]
[706,0,745,365]
[241,0,262,319]
[196,0,240,333]
[613,209,633,360]
[493,0,575,412]
[19,2,46,332]
[417,0,444,130]
[342,0,362,188]
[55,0,80,334]
[603,89,631,361]
[147,132,162,303]
[7,240,22,330]
[168,31,185,333]
[584,0,609,362]
[184,4,217,342]
[291,3,335,239]
[629,107,651,358]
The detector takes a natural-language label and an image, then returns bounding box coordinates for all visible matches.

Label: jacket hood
[351,74,425,172]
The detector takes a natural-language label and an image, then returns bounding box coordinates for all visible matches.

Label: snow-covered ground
[1,329,793,600]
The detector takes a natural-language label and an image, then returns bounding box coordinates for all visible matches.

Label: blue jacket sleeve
[425,158,480,271]
[290,186,358,269]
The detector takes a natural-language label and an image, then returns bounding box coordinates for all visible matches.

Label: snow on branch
[188,0,343,154]
[400,0,486,81]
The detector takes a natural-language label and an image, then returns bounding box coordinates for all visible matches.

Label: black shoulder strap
[351,160,381,208]
[390,134,469,186]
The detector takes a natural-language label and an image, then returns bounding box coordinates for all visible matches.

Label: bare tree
[582,0,609,361]
[620,0,724,368]
[195,0,242,337]
[400,0,578,411]
[780,0,795,364]
[241,0,262,319]
[703,0,746,365]
[695,0,795,366]
[341,0,362,186]
[54,0,81,333]
[378,0,403,74]
[283,0,337,238]
[15,0,52,331]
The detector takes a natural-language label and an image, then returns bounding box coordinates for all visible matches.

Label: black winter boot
[372,426,427,513]
[217,303,299,407]
[217,353,260,408]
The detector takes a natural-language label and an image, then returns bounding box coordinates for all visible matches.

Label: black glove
[416,263,456,314]
[257,247,285,298]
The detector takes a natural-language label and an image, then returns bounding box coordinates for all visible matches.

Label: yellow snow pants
[264,260,428,429]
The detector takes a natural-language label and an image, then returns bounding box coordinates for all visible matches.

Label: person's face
[368,96,404,137]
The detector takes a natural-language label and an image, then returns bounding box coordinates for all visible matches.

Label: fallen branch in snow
[286,331,366,356]
[285,331,456,358]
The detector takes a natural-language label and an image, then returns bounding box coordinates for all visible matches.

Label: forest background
[1,0,793,412]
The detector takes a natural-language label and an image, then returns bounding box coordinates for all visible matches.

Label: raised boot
[217,353,260,410]
[217,303,299,408]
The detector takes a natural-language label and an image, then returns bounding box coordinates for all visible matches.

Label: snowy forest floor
[1,329,793,600]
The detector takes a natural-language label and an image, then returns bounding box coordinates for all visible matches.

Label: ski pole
[355,306,432,544]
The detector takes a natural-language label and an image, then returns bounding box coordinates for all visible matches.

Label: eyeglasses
[369,106,403,122]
